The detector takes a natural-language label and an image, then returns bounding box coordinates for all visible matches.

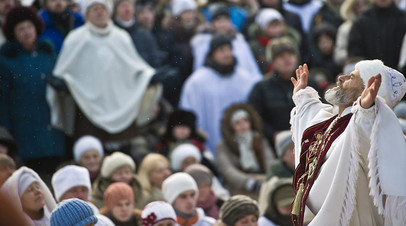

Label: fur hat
[142,201,177,226]
[170,143,202,171]
[52,165,92,202]
[162,172,198,204]
[208,33,232,56]
[2,6,44,41]
[73,135,104,163]
[82,0,113,16]
[101,152,135,178]
[172,0,197,17]
[209,3,230,21]
[185,163,213,186]
[355,59,406,108]
[275,130,293,158]
[220,195,259,225]
[167,109,196,131]
[104,182,134,210]
[255,8,283,29]
[50,198,98,226]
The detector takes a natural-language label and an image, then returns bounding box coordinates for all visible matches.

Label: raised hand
[360,73,381,109]
[291,64,309,96]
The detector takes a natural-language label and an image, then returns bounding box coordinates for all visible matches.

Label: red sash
[292,113,353,226]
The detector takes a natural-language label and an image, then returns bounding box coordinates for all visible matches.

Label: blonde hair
[137,153,169,194]
[340,0,371,21]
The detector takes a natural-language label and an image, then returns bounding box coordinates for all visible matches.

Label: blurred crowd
[1,0,406,225]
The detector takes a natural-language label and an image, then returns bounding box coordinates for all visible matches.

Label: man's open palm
[292,64,309,96]
[360,73,381,109]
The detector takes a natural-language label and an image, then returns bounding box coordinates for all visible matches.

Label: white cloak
[290,87,406,226]
[48,22,155,133]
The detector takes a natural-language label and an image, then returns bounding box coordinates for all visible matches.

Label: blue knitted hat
[50,198,98,226]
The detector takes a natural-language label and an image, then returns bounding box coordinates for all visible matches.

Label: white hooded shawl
[48,22,155,133]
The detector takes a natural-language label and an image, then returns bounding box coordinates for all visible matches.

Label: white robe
[180,66,260,153]
[47,22,155,134]
[290,87,406,226]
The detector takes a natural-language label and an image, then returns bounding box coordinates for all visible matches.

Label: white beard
[324,86,361,106]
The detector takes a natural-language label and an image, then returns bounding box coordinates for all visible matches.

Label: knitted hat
[208,33,232,56]
[95,214,115,226]
[101,152,135,178]
[172,0,197,17]
[185,164,213,186]
[50,198,98,226]
[2,6,44,41]
[275,130,293,158]
[18,172,38,197]
[313,23,336,42]
[273,184,295,207]
[162,172,198,204]
[170,143,202,171]
[394,101,406,118]
[220,195,259,225]
[255,8,283,29]
[209,3,230,21]
[73,135,104,163]
[268,37,297,61]
[142,201,177,226]
[82,0,113,16]
[52,165,92,202]
[104,182,134,211]
[355,59,406,108]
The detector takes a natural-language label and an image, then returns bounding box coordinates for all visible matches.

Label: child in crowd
[50,198,98,226]
[185,164,220,219]
[162,172,216,226]
[170,143,202,172]
[92,152,147,209]
[217,104,275,198]
[215,195,259,226]
[141,201,178,226]
[138,153,172,202]
[101,182,142,226]
[266,131,295,180]
[1,167,56,225]
[73,135,104,183]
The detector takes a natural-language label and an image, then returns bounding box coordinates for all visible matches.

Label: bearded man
[290,60,406,226]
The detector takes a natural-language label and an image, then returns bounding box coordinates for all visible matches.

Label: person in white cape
[47,0,165,142]
[290,60,406,226]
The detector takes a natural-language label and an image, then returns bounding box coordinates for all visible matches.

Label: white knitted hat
[141,201,177,226]
[52,165,92,202]
[81,0,113,16]
[100,152,135,178]
[73,135,104,163]
[170,143,201,171]
[355,59,406,108]
[18,173,38,197]
[162,172,198,204]
[172,0,197,17]
[255,8,283,29]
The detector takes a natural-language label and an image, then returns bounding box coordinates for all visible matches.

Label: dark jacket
[0,41,65,160]
[248,72,319,147]
[114,19,161,68]
[348,3,406,68]
[39,8,84,54]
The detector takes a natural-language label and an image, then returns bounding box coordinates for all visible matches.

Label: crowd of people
[1,0,406,225]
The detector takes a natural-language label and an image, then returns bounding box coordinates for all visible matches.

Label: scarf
[234,131,260,172]
[85,20,114,36]
[204,56,236,76]
[176,210,199,226]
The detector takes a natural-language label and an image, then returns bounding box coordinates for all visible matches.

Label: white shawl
[290,87,406,226]
[47,22,155,133]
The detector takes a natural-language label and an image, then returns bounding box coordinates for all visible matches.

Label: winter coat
[248,72,320,147]
[265,159,294,181]
[216,104,275,198]
[348,3,406,68]
[100,208,142,226]
[114,19,161,68]
[0,41,65,160]
[91,174,148,209]
[39,8,84,54]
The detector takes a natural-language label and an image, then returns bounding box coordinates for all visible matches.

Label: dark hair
[2,6,44,41]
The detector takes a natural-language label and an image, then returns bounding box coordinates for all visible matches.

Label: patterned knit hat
[104,182,134,211]
[50,198,98,226]
[142,201,177,226]
[220,195,259,225]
